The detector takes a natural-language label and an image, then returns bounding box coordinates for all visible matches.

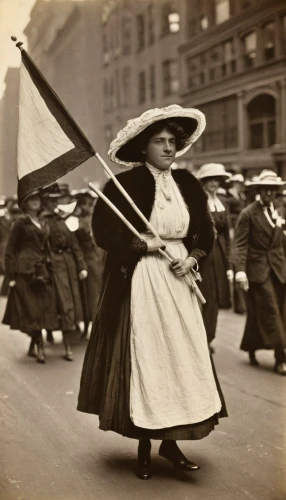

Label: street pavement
[0,296,285,500]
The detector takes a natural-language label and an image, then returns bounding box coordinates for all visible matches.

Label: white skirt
[130,240,222,429]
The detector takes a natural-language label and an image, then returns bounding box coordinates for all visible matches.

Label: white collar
[146,162,172,178]
[207,193,225,212]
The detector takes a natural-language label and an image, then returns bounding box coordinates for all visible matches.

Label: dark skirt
[78,273,228,440]
[2,273,59,334]
[51,251,84,330]
[200,240,231,343]
[240,271,286,352]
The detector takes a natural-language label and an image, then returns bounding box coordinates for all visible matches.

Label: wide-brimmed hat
[248,170,286,187]
[226,173,244,184]
[19,189,41,209]
[108,104,206,167]
[196,163,231,181]
[41,182,62,199]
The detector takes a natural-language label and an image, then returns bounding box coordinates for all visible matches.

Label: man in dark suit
[234,170,286,375]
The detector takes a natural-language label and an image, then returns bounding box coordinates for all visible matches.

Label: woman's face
[45,197,59,213]
[204,177,221,195]
[144,128,176,171]
[25,195,41,212]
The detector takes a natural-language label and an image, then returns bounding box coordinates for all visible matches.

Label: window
[262,22,275,61]
[137,14,145,51]
[198,96,238,151]
[122,67,131,107]
[109,77,114,111]
[222,39,236,75]
[150,65,156,101]
[161,1,180,35]
[103,79,109,111]
[200,15,209,31]
[247,94,276,149]
[242,31,257,68]
[162,60,179,96]
[186,56,200,89]
[138,71,146,104]
[103,32,110,64]
[105,125,113,149]
[283,16,286,49]
[115,69,120,108]
[147,4,155,44]
[215,0,230,25]
[122,15,132,55]
[208,46,222,81]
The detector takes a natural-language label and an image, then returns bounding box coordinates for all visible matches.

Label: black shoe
[249,352,259,366]
[46,331,55,344]
[64,347,74,362]
[159,442,200,471]
[36,343,46,364]
[137,442,152,480]
[274,362,286,376]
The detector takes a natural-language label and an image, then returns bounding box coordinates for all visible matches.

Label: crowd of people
[1,103,286,480]
[0,183,105,363]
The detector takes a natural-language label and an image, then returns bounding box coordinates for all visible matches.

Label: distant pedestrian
[2,190,59,363]
[234,170,286,375]
[41,183,88,361]
[225,174,247,314]
[197,163,233,350]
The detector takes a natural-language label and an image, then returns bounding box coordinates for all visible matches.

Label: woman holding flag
[77,105,227,480]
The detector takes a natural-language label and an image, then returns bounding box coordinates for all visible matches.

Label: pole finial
[11,36,24,51]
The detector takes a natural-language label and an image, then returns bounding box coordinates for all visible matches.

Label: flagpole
[89,181,206,305]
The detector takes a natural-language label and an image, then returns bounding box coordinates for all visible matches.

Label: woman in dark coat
[41,183,88,361]
[2,190,59,363]
[197,163,233,348]
[77,105,227,480]
[75,191,106,327]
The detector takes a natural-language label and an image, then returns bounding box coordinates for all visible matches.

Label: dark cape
[77,165,227,440]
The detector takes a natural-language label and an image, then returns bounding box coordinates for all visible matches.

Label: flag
[17,49,95,203]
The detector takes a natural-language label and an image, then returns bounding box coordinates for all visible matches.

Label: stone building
[179,0,286,178]
[101,0,182,152]
[0,68,20,196]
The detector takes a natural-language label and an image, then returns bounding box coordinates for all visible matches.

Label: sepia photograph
[0,0,285,499]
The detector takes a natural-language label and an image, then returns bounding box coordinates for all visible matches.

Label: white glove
[79,270,88,280]
[226,269,234,282]
[9,280,16,287]
[235,271,249,291]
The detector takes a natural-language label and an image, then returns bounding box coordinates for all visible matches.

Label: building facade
[0,68,20,196]
[101,0,182,153]
[179,0,286,178]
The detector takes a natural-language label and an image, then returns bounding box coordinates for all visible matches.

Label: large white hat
[248,170,286,186]
[196,163,231,181]
[226,173,244,183]
[108,104,206,167]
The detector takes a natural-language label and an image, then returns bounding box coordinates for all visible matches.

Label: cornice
[179,0,286,58]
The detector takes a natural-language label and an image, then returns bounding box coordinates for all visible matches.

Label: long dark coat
[76,214,106,320]
[234,201,286,351]
[43,213,87,331]
[0,215,12,296]
[77,165,227,440]
[2,215,59,333]
[199,208,232,343]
